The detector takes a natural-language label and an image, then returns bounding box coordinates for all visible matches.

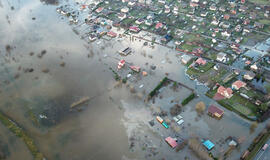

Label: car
[173,117,179,122]
[177,119,184,125]
[262,144,268,151]
[175,41,181,46]
[176,115,183,120]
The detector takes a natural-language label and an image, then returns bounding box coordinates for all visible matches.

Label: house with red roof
[155,22,163,30]
[165,137,178,148]
[195,58,207,65]
[208,105,224,119]
[224,14,230,20]
[95,7,103,13]
[232,80,246,90]
[107,31,117,38]
[217,86,233,98]
[129,26,140,33]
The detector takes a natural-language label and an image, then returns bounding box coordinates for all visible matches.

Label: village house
[195,58,207,65]
[208,105,224,119]
[173,6,179,15]
[118,13,126,20]
[121,7,129,13]
[155,22,163,30]
[128,1,136,6]
[107,31,117,38]
[217,86,233,98]
[216,52,227,62]
[190,2,199,8]
[221,30,231,37]
[211,20,219,26]
[135,18,144,25]
[145,19,153,26]
[201,11,208,17]
[209,4,217,11]
[158,0,165,4]
[235,25,242,32]
[181,55,192,65]
[232,80,246,90]
[219,6,226,12]
[254,22,264,29]
[95,7,104,13]
[224,14,230,20]
[250,63,258,71]
[129,26,140,33]
[244,71,255,80]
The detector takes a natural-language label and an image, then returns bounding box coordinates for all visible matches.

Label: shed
[165,137,178,148]
[208,105,224,119]
[203,140,215,150]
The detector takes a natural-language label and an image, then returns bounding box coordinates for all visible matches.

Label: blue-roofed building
[203,140,215,150]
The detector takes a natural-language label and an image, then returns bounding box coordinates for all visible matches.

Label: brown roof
[208,105,224,115]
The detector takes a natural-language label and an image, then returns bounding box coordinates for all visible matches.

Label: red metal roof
[232,80,246,90]
[195,58,206,65]
[165,137,178,148]
[208,105,224,115]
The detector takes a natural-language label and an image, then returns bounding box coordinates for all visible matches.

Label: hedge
[149,77,168,98]
[181,93,195,106]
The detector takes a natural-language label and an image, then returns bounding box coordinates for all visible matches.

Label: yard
[186,62,215,76]
[219,93,258,118]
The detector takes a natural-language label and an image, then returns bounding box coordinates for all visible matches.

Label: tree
[260,103,268,111]
[266,121,270,131]
[195,102,206,115]
[250,122,258,133]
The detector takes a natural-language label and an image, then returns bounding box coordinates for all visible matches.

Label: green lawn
[186,62,215,76]
[220,93,258,117]
[210,68,228,84]
[249,0,270,5]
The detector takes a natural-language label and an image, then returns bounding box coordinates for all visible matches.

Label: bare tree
[188,138,213,160]
[250,122,258,133]
[195,102,206,115]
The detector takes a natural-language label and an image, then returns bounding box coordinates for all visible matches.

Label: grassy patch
[0,111,45,160]
[249,0,270,5]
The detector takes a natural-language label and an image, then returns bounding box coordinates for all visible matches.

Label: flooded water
[1,0,269,160]
[0,0,134,159]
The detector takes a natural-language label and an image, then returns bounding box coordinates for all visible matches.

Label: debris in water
[24,68,34,73]
[5,45,11,53]
[60,62,65,67]
[29,52,34,56]
[14,73,20,79]
[42,68,49,73]
[37,50,47,58]
[40,0,59,5]
[32,17,36,20]
[70,96,90,108]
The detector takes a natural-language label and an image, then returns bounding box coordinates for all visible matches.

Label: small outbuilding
[203,140,215,150]
[165,137,178,148]
[208,105,224,119]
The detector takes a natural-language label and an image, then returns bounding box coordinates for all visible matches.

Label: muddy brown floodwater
[0,0,137,160]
